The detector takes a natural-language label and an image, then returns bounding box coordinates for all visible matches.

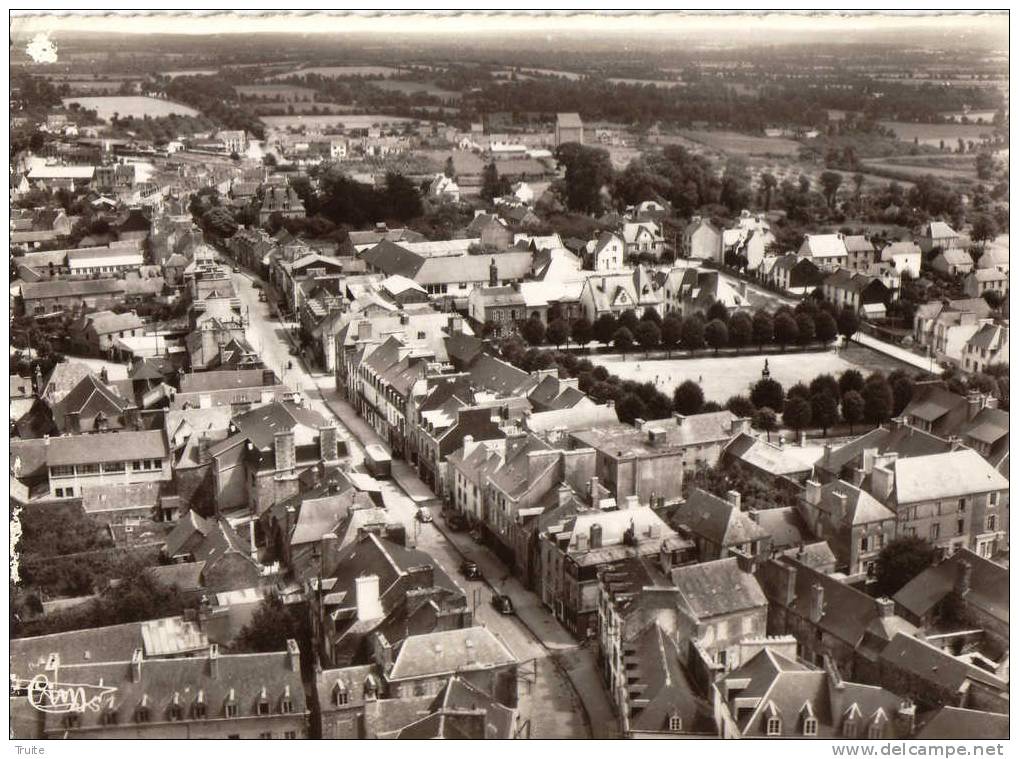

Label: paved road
[852,331,942,375]
[231,270,598,738]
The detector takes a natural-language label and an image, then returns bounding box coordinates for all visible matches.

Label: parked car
[445,513,467,532]
[491,594,515,615]
[416,507,433,523]
[459,559,482,580]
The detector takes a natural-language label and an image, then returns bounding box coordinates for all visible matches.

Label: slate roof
[893,548,1008,625]
[388,627,517,682]
[725,433,822,476]
[46,429,168,466]
[801,234,849,259]
[879,632,1004,693]
[966,322,1006,352]
[80,481,161,515]
[753,507,813,550]
[21,278,125,301]
[915,707,1009,740]
[291,490,376,546]
[842,235,874,253]
[813,479,896,526]
[670,488,768,547]
[671,557,767,619]
[817,422,953,474]
[892,449,1009,503]
[210,401,329,455]
[962,407,1009,446]
[178,369,274,393]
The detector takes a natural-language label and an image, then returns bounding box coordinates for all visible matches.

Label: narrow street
[231,269,610,738]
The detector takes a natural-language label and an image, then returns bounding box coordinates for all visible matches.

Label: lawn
[273,65,405,79]
[61,96,199,119]
[877,120,999,147]
[590,343,913,404]
[261,113,418,129]
[235,84,319,101]
[368,80,461,99]
[679,129,803,157]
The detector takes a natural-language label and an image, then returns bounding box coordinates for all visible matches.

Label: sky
[8,10,1010,41]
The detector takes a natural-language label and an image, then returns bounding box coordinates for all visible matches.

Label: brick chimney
[319,425,339,464]
[274,430,296,476]
[875,597,895,619]
[727,490,742,511]
[805,480,822,506]
[589,523,603,549]
[286,638,300,673]
[871,464,895,502]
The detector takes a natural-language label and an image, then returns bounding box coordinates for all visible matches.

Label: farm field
[518,67,582,80]
[368,80,461,99]
[272,65,404,78]
[253,102,355,115]
[607,77,686,88]
[260,113,419,129]
[61,95,199,119]
[590,344,914,404]
[63,80,131,94]
[878,120,999,146]
[679,130,803,156]
[860,158,977,182]
[162,69,218,78]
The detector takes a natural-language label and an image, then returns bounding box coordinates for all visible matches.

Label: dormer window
[281,685,293,714]
[135,705,150,723]
[803,717,818,736]
[169,693,183,721]
[766,717,782,736]
[843,718,859,738]
[257,686,271,715]
[334,682,349,706]
[668,714,683,732]
[100,707,118,726]
[868,721,884,739]
[64,713,81,729]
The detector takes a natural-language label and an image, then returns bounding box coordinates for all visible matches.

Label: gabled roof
[921,220,957,239]
[671,557,766,619]
[962,406,1009,446]
[935,248,974,266]
[670,488,768,547]
[814,479,895,526]
[388,627,517,682]
[893,548,1008,625]
[46,429,168,467]
[892,449,1009,503]
[800,234,849,259]
[966,322,1006,352]
[916,707,1009,740]
[879,632,1004,693]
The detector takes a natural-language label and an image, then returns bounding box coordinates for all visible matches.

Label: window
[958,498,967,513]
[257,701,270,716]
[868,722,884,739]
[193,702,206,719]
[334,688,349,706]
[281,698,293,714]
[957,519,965,536]
[843,720,859,738]
[989,492,999,507]
[51,465,74,477]
[284,731,297,739]
[803,718,818,736]
[103,461,125,473]
[169,703,183,721]
[668,715,683,732]
[859,536,869,553]
[64,714,80,729]
[766,717,782,736]
[55,488,64,498]
[225,703,238,718]
[143,459,153,470]
[986,514,998,532]
[260,732,273,739]
[135,706,150,723]
[77,463,100,475]
[132,460,143,471]
[930,523,940,540]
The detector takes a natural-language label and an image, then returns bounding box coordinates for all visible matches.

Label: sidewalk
[852,332,942,374]
[433,520,619,739]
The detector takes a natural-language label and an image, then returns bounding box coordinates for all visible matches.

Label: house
[206,401,343,515]
[46,428,172,499]
[116,208,152,241]
[554,112,584,147]
[843,235,877,271]
[866,448,1009,558]
[620,220,665,258]
[162,510,262,593]
[769,254,823,295]
[217,130,248,154]
[20,641,309,739]
[961,322,1008,375]
[879,241,922,278]
[912,298,994,362]
[428,173,460,203]
[259,178,306,225]
[722,432,824,489]
[892,548,1008,654]
[669,488,769,561]
[918,220,960,254]
[49,372,136,434]
[798,233,849,271]
[19,278,126,317]
[586,231,626,271]
[799,479,897,580]
[716,646,918,739]
[975,244,1008,276]
[930,247,975,276]
[70,309,146,356]
[511,181,534,205]
[821,269,890,318]
[578,265,663,322]
[682,216,722,261]
[963,268,1008,299]
[539,505,678,637]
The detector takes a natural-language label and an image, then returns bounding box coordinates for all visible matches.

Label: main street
[231,268,607,738]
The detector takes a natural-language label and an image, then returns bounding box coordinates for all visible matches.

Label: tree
[975,152,995,181]
[773,312,799,350]
[674,380,705,415]
[593,313,618,344]
[555,142,614,214]
[874,536,937,598]
[641,307,662,324]
[795,311,816,345]
[753,406,778,441]
[613,327,634,355]
[819,170,843,209]
[787,383,811,401]
[863,374,894,424]
[705,319,729,355]
[752,310,774,348]
[706,300,729,324]
[811,392,840,436]
[616,393,647,425]
[382,171,423,221]
[729,311,753,352]
[760,172,778,211]
[444,156,456,179]
[480,161,509,202]
[814,310,838,344]
[970,214,998,249]
[837,306,860,342]
[263,153,277,167]
[202,206,238,238]
[681,317,705,351]
[547,318,570,348]
[839,369,865,396]
[635,320,661,355]
[660,315,683,357]
[618,309,639,333]
[841,389,865,433]
[726,395,755,418]
[234,595,305,654]
[887,370,916,416]
[520,316,546,346]
[783,396,812,432]
[570,316,592,346]
[809,373,840,401]
[751,377,785,413]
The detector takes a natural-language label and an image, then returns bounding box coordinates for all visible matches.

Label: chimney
[823,442,832,467]
[832,490,848,522]
[799,430,807,447]
[461,434,477,457]
[624,495,639,510]
[320,532,338,576]
[286,639,300,672]
[747,508,758,523]
[357,321,372,340]
[284,505,296,540]
[355,575,384,621]
[633,418,646,430]
[587,476,599,504]
[673,413,686,426]
[948,435,965,452]
[447,315,463,334]
[805,480,822,506]
[66,410,81,434]
[319,425,339,464]
[896,700,916,737]
[262,368,277,386]
[208,644,219,679]
[731,417,750,436]
[647,427,667,447]
[727,490,742,511]
[489,258,498,287]
[558,484,572,507]
[589,523,603,549]
[131,648,143,683]
[871,464,895,502]
[809,583,825,623]
[876,597,895,619]
[274,430,296,475]
[955,560,972,597]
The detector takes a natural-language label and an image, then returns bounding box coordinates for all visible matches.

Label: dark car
[445,513,467,532]
[491,594,515,615]
[459,560,482,580]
